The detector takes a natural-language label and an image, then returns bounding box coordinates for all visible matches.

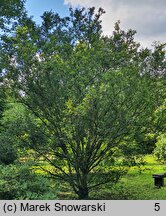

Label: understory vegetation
[1,155,166,200]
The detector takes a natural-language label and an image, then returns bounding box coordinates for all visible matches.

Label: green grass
[90,155,166,200]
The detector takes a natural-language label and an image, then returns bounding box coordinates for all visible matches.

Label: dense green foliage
[0,89,5,120]
[0,162,56,199]
[0,0,26,31]
[154,134,166,163]
[0,102,28,164]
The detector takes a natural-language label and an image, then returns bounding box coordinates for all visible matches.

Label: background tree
[0,102,30,164]
[0,0,26,31]
[0,0,28,164]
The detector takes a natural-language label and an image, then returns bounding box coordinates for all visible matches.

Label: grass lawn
[90,155,166,200]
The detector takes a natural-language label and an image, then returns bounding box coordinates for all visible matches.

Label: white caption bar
[0,200,165,216]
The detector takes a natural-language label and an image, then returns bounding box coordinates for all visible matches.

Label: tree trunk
[76,171,89,199]
[77,186,89,199]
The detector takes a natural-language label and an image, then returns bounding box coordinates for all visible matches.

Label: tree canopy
[0,0,26,30]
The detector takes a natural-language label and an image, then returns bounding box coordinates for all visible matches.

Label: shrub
[154,134,166,163]
[0,135,17,165]
[0,162,57,199]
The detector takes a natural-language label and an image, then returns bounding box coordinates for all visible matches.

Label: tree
[0,0,27,78]
[0,100,49,162]
[0,0,26,162]
[0,100,20,165]
[2,7,165,199]
[0,0,26,31]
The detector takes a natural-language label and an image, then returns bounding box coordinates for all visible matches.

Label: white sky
[64,0,166,48]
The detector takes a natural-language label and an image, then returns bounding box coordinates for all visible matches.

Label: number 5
[154,203,160,211]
